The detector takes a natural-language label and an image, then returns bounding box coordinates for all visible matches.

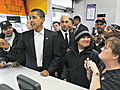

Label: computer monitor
[17,74,41,90]
[0,84,14,90]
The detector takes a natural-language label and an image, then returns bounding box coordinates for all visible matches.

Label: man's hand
[0,61,7,68]
[11,61,20,68]
[64,79,67,81]
[40,70,50,76]
[0,38,9,49]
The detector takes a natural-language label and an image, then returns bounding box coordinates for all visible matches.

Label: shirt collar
[78,49,83,53]
[34,28,44,35]
[61,29,69,35]
[77,23,81,28]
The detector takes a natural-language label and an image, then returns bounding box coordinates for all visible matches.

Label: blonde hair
[105,37,120,63]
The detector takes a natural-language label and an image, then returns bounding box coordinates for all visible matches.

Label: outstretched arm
[84,59,101,90]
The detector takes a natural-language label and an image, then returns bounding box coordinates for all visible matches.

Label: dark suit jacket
[74,24,89,36]
[56,30,75,77]
[57,30,75,55]
[7,29,61,74]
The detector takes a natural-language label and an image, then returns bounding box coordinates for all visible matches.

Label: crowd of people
[0,8,120,90]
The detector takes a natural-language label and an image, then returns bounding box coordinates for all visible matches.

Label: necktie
[65,33,69,48]
[74,26,77,34]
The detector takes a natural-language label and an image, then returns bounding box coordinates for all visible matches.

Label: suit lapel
[69,32,74,46]
[29,30,36,57]
[58,31,67,48]
[43,29,49,57]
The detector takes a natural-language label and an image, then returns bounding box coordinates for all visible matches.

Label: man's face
[69,20,74,30]
[77,36,91,50]
[53,23,60,31]
[26,19,32,29]
[74,19,79,26]
[3,26,14,37]
[29,11,45,30]
[60,16,70,32]
[97,27,105,34]
[96,22,106,29]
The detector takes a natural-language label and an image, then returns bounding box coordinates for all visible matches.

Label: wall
[73,0,119,33]
[52,0,72,8]
[45,0,72,30]
[44,0,52,30]
[115,0,120,25]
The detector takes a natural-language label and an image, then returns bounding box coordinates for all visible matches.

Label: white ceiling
[52,0,72,8]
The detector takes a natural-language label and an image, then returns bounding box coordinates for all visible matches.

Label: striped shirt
[97,69,120,90]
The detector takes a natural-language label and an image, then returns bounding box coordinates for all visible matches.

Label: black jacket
[56,30,75,78]
[61,43,104,89]
[74,24,89,36]
[0,29,25,65]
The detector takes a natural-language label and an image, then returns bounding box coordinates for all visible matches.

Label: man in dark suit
[0,21,25,67]
[73,15,88,35]
[56,16,75,78]
[0,9,61,76]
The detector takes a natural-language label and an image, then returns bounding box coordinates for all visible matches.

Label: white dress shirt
[34,28,44,67]
[61,30,69,44]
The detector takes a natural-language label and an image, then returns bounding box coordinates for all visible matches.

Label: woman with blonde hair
[85,37,120,90]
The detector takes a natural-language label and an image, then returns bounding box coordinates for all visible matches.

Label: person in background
[61,30,104,89]
[69,18,75,32]
[85,36,120,90]
[53,21,60,31]
[0,9,61,76]
[92,19,107,53]
[56,16,75,78]
[103,24,118,38]
[73,15,88,35]
[26,19,32,30]
[93,27,106,53]
[111,24,120,33]
[0,21,25,67]
[92,19,107,36]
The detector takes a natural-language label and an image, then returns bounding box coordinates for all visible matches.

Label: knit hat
[75,30,90,42]
[0,21,12,30]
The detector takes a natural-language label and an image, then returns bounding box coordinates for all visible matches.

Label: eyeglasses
[61,21,69,23]
[97,24,104,26]
[3,26,13,31]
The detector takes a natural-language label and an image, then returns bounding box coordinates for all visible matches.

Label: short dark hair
[69,18,74,25]
[31,9,45,18]
[53,21,60,26]
[74,15,81,22]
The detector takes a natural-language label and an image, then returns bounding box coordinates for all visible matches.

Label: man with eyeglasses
[92,19,107,53]
[92,19,107,36]
[0,21,25,68]
[56,16,75,78]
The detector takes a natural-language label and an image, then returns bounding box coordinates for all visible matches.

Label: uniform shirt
[97,69,120,90]
[34,28,44,67]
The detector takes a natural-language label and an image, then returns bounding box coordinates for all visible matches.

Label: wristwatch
[92,72,100,76]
